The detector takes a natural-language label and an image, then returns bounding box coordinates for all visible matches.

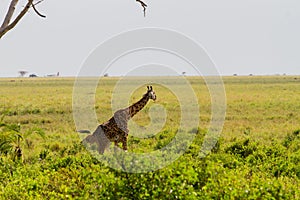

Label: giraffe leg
[98,145,105,154]
[113,141,121,153]
[95,128,110,154]
[122,137,128,151]
[96,136,105,154]
[114,141,120,148]
[121,129,129,152]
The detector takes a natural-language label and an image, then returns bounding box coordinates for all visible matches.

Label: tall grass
[0,76,299,199]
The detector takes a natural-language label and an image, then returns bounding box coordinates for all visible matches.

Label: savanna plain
[0,76,300,199]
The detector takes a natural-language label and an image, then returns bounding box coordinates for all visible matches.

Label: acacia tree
[0,0,147,39]
[18,70,28,77]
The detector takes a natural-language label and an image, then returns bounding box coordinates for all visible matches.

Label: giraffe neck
[128,94,149,118]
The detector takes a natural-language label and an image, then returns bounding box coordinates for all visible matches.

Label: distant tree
[18,70,28,77]
[182,72,186,76]
[104,73,109,77]
[0,0,148,39]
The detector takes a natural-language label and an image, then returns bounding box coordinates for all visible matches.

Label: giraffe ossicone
[83,85,156,154]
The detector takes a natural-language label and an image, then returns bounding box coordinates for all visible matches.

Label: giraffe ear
[147,86,150,90]
[150,86,153,91]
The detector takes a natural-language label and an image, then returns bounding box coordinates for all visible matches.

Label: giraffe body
[83,86,156,154]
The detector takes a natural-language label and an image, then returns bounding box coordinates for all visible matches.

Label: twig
[31,2,46,18]
[136,0,147,17]
[33,0,44,6]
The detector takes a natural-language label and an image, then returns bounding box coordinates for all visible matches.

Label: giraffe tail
[77,130,91,134]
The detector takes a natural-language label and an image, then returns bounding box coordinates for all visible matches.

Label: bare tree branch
[0,0,148,39]
[31,2,46,18]
[0,0,34,39]
[33,0,44,6]
[136,0,147,17]
[0,0,19,31]
[0,0,47,39]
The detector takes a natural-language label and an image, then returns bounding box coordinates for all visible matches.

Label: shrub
[225,138,257,158]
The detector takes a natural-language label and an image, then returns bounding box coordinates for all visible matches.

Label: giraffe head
[146,85,156,101]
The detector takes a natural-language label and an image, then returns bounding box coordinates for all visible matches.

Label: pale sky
[0,0,299,77]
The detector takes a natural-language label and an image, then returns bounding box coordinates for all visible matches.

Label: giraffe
[83,85,156,154]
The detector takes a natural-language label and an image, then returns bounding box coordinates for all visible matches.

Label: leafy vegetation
[0,76,299,199]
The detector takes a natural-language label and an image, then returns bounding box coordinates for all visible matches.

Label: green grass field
[0,76,300,199]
